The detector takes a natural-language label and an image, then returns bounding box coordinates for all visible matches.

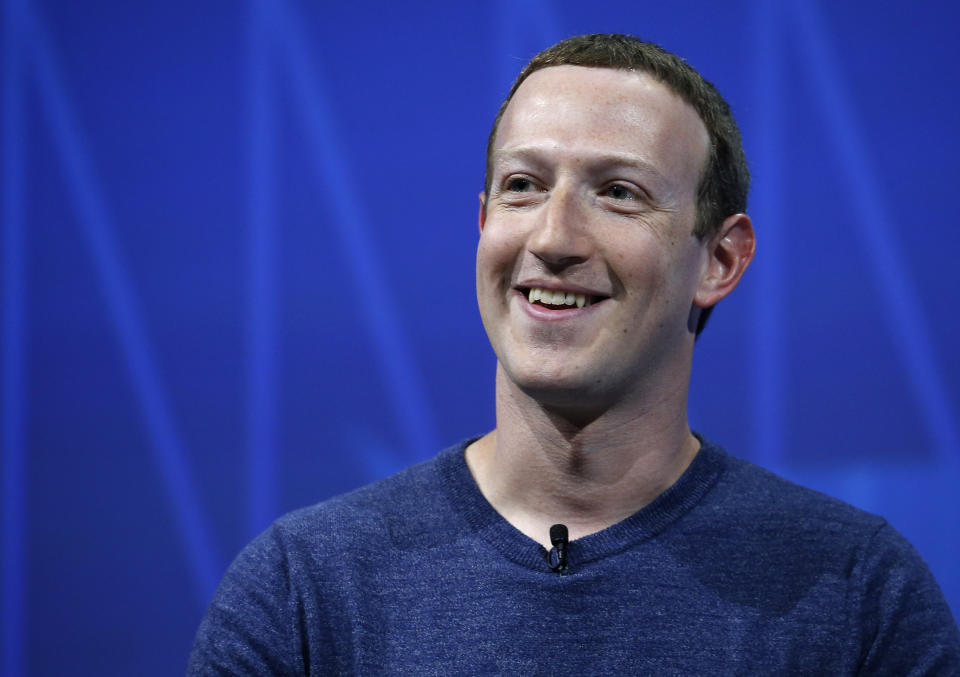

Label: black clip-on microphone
[548,523,569,573]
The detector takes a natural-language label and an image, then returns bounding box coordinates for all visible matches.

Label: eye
[505,176,537,193]
[602,183,640,201]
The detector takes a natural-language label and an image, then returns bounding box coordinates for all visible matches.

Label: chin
[517,384,615,427]
[501,361,613,408]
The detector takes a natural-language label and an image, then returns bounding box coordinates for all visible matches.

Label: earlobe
[693,213,756,308]
[478,192,487,233]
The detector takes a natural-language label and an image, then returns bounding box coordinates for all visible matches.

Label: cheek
[609,237,698,330]
[608,238,672,294]
[476,225,523,283]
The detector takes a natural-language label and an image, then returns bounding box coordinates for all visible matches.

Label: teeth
[526,287,590,308]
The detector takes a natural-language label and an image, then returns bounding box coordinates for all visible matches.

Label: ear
[478,192,487,233]
[693,213,755,309]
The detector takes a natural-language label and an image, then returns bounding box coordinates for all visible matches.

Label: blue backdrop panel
[2,0,958,674]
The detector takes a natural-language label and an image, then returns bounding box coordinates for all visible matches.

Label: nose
[527,183,593,270]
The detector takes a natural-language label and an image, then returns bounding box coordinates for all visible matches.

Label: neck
[466,364,700,550]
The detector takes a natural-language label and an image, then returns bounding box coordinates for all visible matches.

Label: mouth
[517,286,610,310]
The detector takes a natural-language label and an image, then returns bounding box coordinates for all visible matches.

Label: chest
[310,552,858,675]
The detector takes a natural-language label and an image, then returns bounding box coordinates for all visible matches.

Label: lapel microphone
[548,523,569,573]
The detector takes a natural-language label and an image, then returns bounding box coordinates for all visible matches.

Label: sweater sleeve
[186,524,310,676]
[853,522,960,675]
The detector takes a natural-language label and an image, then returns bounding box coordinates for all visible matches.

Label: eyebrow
[492,146,668,183]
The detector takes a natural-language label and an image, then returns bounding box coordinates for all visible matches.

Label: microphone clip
[547,523,569,573]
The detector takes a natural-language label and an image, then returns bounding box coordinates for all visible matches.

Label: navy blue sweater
[188,438,960,674]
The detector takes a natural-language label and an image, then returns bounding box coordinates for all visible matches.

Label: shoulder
[706,446,888,541]
[270,441,466,559]
[187,441,470,674]
[708,451,931,589]
[695,441,960,671]
[672,443,890,611]
[702,448,934,583]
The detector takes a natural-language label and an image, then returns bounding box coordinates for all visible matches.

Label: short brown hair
[484,34,750,334]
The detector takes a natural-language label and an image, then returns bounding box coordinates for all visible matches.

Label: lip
[514,280,610,298]
[510,288,608,321]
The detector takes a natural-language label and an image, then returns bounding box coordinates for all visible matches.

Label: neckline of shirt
[436,433,727,573]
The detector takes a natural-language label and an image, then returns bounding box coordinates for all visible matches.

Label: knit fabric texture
[188,437,960,675]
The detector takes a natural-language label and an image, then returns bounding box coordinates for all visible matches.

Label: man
[189,34,960,674]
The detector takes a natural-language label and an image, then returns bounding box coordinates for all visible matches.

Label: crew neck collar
[437,434,726,573]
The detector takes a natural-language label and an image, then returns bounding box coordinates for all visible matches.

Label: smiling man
[189,34,960,674]
[468,61,753,552]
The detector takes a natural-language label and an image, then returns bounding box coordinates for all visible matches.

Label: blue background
[2,0,958,674]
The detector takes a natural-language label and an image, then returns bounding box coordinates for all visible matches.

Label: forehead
[494,66,709,191]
